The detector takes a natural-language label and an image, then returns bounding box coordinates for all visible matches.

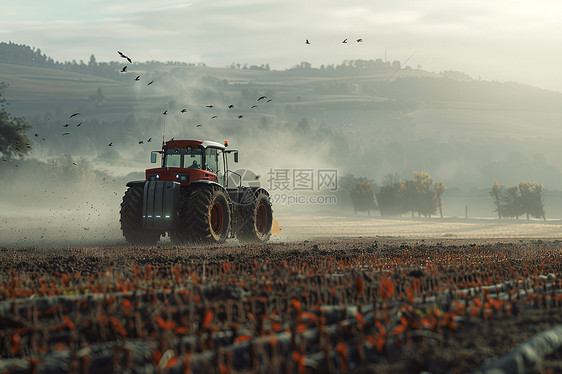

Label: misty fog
[3,44,562,248]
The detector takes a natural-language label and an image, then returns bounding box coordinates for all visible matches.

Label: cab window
[186,147,203,169]
[164,150,182,168]
[205,148,219,173]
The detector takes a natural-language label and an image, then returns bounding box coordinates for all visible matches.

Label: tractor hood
[145,167,218,184]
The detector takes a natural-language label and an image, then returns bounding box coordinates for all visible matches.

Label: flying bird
[163,110,168,115]
[138,141,144,144]
[195,124,202,128]
[118,51,132,63]
[62,133,70,136]
[63,124,70,127]
[228,104,234,109]
[305,39,310,44]
[121,66,127,72]
[134,75,140,81]
[267,99,272,102]
[356,38,363,42]
[147,80,154,85]
[238,115,244,119]
[108,142,113,146]
[147,138,152,142]
[206,105,214,108]
[181,108,188,113]
[77,122,82,127]
[257,96,267,101]
[69,113,80,118]
[251,105,258,109]
[211,115,218,119]
[342,38,348,43]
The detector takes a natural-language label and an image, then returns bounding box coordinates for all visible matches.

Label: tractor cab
[146,140,238,187]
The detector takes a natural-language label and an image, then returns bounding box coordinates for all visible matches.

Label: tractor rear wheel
[236,190,273,243]
[174,184,231,243]
[120,185,160,245]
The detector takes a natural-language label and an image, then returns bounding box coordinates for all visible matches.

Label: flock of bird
[305,38,363,44]
[107,50,274,147]
[5,50,276,154]
[6,37,366,162]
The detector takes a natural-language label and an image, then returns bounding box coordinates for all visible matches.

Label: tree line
[343,172,446,218]
[0,42,196,80]
[376,172,446,218]
[490,181,545,220]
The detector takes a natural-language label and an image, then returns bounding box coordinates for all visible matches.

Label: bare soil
[1,238,561,373]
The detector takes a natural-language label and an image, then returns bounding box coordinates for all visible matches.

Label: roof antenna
[162,111,166,147]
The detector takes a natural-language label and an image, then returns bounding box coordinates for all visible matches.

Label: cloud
[2,0,562,90]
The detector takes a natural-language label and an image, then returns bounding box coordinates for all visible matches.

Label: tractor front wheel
[120,185,160,245]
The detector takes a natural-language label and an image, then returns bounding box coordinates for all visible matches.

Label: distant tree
[88,54,97,67]
[412,172,437,217]
[402,179,417,217]
[377,181,403,216]
[490,181,502,219]
[492,181,545,220]
[350,180,377,215]
[501,185,524,219]
[0,82,31,161]
[377,172,440,217]
[519,182,545,220]
[434,181,446,218]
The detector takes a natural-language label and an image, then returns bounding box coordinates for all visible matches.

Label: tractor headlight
[148,174,160,181]
[176,174,189,182]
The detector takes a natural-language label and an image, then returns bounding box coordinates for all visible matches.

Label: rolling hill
[2,42,562,197]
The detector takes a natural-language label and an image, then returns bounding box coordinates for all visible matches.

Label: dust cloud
[2,161,562,249]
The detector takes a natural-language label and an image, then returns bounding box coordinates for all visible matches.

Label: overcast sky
[2,0,562,91]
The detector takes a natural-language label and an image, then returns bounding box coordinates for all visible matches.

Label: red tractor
[120,139,273,245]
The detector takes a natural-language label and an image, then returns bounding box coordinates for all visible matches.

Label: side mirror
[234,151,239,163]
[150,152,158,163]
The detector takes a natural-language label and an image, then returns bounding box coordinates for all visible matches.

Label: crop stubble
[1,238,561,373]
